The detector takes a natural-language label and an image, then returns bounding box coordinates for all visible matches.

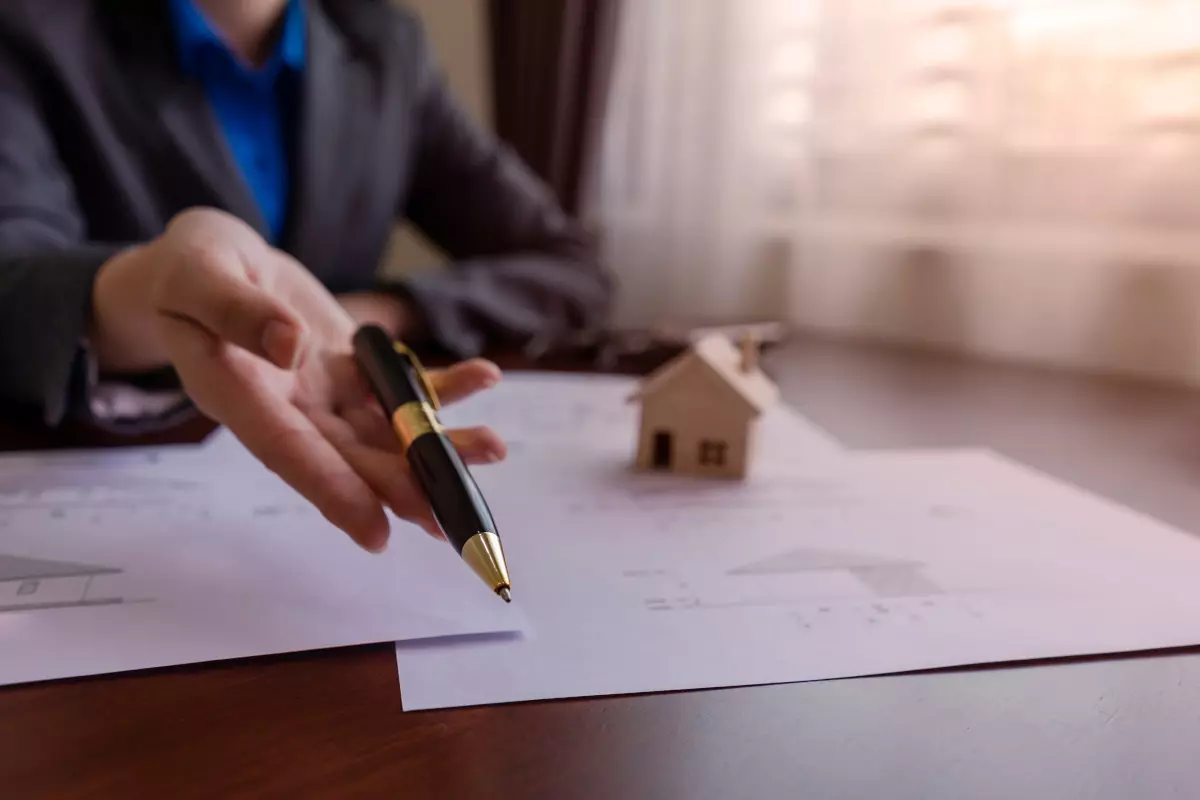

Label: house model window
[698,440,727,466]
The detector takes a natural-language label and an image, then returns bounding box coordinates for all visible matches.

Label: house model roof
[629,333,780,414]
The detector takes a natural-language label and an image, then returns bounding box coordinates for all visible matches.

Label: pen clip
[392,342,441,410]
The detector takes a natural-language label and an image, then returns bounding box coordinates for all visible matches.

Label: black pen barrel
[352,325,419,412]
[407,433,497,554]
[351,324,511,599]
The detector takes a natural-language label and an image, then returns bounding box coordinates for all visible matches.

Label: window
[597,0,1200,313]
[698,440,728,466]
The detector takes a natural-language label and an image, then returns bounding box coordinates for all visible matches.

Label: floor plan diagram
[0,554,124,613]
[727,547,942,598]
[628,546,945,614]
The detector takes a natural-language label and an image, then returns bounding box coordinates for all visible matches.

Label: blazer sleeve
[391,20,615,359]
[0,39,189,429]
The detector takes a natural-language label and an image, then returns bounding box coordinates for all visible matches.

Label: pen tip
[498,586,512,603]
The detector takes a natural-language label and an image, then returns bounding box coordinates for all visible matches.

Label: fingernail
[364,537,388,554]
[262,320,301,369]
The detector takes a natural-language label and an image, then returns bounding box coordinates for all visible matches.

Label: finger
[341,404,506,462]
[156,246,306,370]
[323,352,375,412]
[445,426,508,463]
[426,359,501,406]
[160,317,390,552]
[245,410,391,552]
[334,406,506,477]
[320,410,505,542]
[310,410,442,537]
[352,450,444,539]
[330,354,500,413]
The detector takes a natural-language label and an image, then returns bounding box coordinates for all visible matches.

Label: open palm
[149,210,504,551]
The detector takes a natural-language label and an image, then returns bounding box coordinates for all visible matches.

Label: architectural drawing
[0,554,123,612]
[630,548,942,613]
[728,547,941,598]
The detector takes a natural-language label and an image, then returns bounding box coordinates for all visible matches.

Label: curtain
[489,0,622,215]
[587,0,780,325]
[591,0,1200,377]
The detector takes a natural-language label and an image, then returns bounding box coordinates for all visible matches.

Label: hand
[91,208,506,551]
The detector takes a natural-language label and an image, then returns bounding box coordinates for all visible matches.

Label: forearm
[398,251,611,358]
[0,244,124,422]
[399,14,614,358]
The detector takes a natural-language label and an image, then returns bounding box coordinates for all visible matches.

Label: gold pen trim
[391,401,444,449]
[460,532,511,594]
[392,342,441,410]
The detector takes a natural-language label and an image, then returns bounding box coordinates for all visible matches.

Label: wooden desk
[5,338,1200,799]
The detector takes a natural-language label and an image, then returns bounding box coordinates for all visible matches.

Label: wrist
[90,242,169,373]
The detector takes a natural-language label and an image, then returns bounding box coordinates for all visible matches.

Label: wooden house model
[628,333,779,479]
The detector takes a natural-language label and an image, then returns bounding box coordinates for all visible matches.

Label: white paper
[0,439,523,687]
[395,448,1200,710]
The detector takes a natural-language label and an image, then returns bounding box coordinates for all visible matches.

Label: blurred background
[394,0,1200,386]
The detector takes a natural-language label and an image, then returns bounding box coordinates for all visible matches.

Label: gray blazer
[0,0,612,427]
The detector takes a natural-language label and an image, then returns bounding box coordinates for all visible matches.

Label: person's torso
[0,0,428,292]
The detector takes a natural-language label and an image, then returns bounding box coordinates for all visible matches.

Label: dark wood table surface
[5,336,1200,799]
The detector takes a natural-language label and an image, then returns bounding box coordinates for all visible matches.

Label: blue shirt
[168,0,306,244]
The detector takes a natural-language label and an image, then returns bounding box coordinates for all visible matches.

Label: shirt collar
[169,0,307,78]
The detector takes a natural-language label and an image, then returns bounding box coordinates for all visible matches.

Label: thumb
[156,248,306,369]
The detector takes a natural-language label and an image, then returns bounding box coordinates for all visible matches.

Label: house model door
[652,431,672,469]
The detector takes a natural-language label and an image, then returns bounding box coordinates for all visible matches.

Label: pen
[351,324,512,603]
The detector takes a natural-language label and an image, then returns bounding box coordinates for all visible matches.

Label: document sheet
[395,447,1200,710]
[0,437,522,687]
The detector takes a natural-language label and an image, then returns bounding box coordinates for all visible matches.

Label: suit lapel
[155,82,269,237]
[103,0,377,264]
[287,5,373,281]
[104,4,268,237]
